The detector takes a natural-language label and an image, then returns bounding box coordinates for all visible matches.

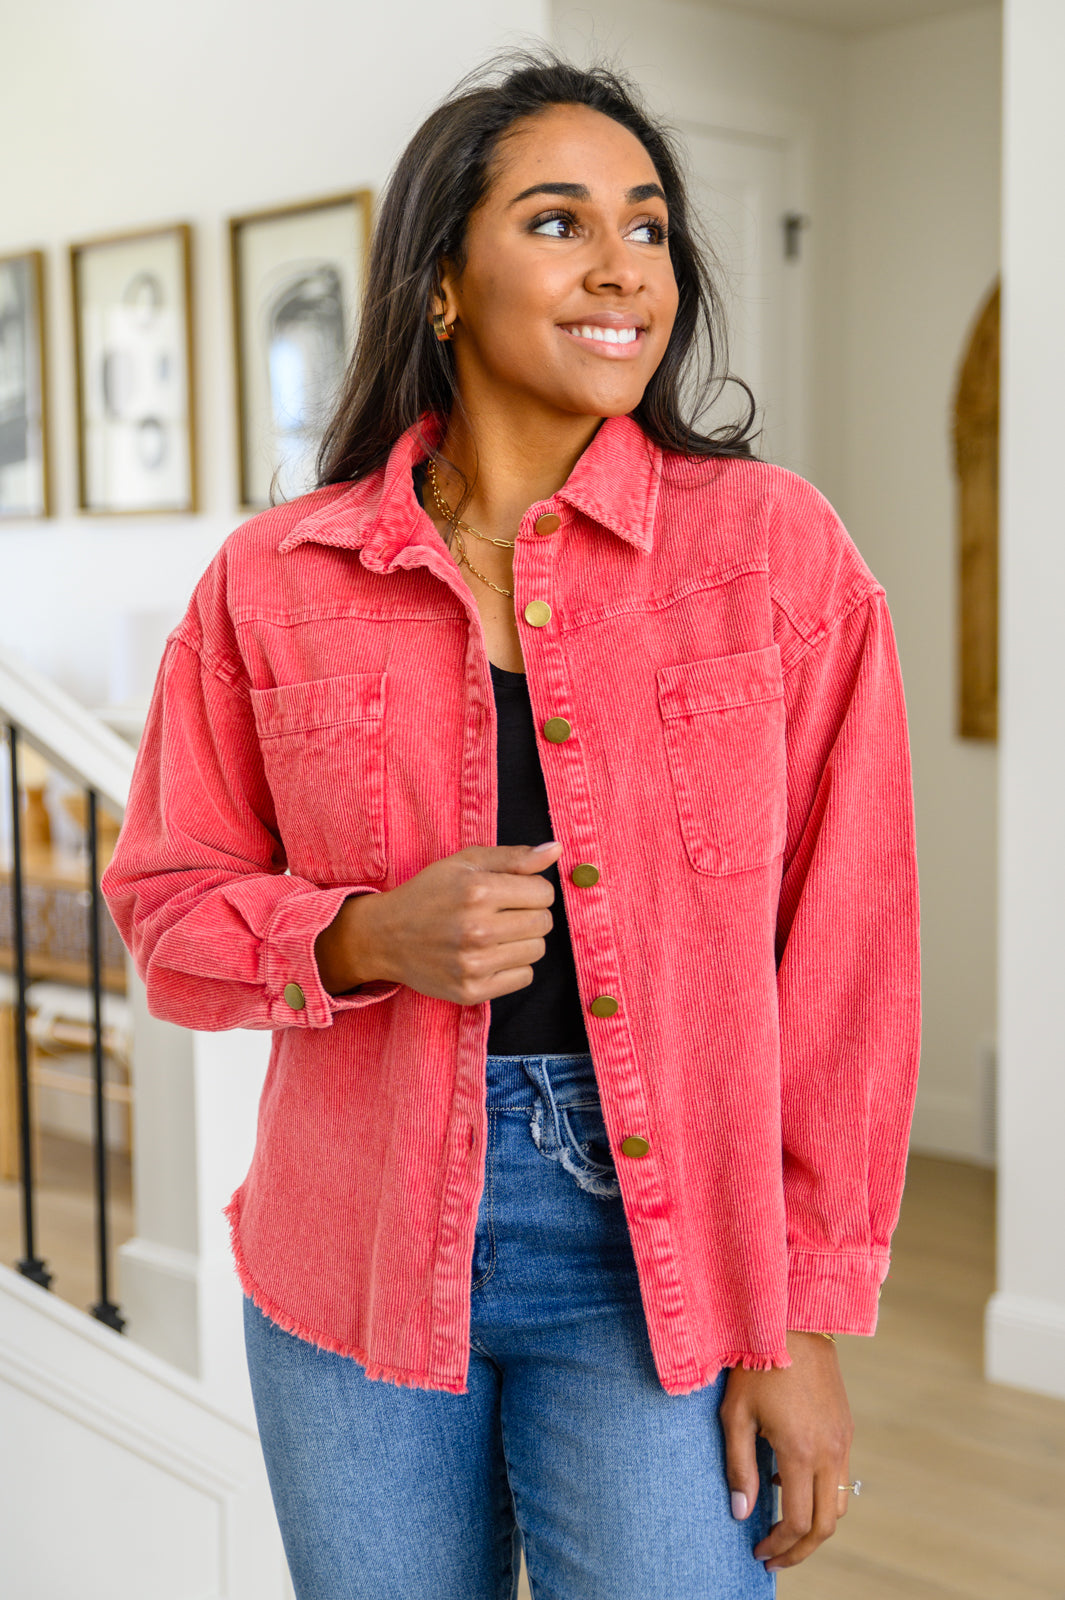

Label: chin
[557,379,650,418]
[583,392,647,421]
[596,395,644,417]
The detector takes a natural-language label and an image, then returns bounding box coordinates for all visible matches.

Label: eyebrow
[507,181,667,207]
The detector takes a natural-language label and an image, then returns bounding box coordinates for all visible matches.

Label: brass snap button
[283,982,306,1010]
[542,716,571,743]
[589,994,618,1017]
[620,1135,650,1158]
[534,512,561,535]
[571,863,600,887]
[524,600,552,627]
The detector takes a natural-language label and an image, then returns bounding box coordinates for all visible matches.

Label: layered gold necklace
[426,459,516,599]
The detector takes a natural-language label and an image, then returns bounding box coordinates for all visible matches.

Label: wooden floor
[774,1157,1065,1600]
[3,1147,1063,1596]
[0,1130,133,1316]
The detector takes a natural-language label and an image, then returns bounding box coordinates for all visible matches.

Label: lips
[557,318,647,356]
[560,323,641,345]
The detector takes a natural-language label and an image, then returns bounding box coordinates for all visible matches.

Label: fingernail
[731,1490,748,1518]
[532,841,557,850]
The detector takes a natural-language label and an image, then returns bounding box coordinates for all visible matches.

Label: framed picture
[0,249,50,518]
[229,189,372,509]
[70,222,197,514]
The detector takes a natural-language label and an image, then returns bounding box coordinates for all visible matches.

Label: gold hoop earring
[432,311,452,342]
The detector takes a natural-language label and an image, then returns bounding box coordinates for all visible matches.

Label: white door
[677,122,801,471]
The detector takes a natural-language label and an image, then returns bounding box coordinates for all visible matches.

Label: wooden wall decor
[952,277,1000,741]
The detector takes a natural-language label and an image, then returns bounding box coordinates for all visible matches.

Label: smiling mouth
[558,323,646,356]
[560,323,642,345]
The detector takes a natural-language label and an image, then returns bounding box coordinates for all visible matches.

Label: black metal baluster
[8,723,51,1288]
[86,788,125,1332]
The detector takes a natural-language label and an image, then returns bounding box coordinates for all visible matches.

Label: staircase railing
[0,643,135,1330]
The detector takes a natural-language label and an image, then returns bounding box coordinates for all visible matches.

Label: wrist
[315,891,386,993]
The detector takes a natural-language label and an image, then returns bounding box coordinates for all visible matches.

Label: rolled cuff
[264,885,401,1026]
[786,1248,890,1336]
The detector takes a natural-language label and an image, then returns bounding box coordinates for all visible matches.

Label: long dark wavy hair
[316,47,760,506]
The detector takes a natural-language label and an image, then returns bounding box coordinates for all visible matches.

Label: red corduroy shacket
[101,410,922,1397]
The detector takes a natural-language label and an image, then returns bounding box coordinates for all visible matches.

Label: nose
[584,233,644,298]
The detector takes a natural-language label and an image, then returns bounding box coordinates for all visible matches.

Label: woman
[102,49,921,1600]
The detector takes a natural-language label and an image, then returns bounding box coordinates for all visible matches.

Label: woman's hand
[720,1329,855,1574]
[314,842,563,1001]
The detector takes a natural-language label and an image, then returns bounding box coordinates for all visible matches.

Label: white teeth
[567,325,640,344]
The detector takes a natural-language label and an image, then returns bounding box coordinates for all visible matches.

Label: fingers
[837,1466,852,1518]
[758,1463,844,1574]
[753,1449,812,1570]
[719,1403,761,1526]
[460,842,562,879]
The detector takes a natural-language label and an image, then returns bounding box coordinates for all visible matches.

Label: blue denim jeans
[242,1051,778,1599]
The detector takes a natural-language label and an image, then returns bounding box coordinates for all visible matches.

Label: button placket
[514,508,653,1172]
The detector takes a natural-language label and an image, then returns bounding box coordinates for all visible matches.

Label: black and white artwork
[230,191,371,508]
[0,251,48,518]
[71,224,196,513]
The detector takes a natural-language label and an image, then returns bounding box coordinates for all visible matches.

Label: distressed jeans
[242,1051,779,1599]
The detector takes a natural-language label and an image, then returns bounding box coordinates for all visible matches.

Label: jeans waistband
[484,1051,597,1108]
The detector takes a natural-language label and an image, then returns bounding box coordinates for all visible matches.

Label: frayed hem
[222,1189,469,1396]
[659,1348,793,1396]
[528,1098,622,1201]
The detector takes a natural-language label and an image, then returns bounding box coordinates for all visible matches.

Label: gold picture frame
[70,221,197,514]
[0,248,51,518]
[229,189,372,510]
[952,278,999,742]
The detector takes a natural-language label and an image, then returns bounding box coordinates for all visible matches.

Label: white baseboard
[985,1290,1065,1400]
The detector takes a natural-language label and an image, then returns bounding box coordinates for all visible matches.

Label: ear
[430,261,459,329]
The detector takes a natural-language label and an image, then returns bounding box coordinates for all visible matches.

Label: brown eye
[530,210,578,238]
[628,219,669,245]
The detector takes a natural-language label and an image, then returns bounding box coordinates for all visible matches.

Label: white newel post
[986,0,1065,1399]
[118,964,270,1428]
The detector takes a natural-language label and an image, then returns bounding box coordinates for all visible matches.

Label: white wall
[555,0,1002,1165]
[0,0,548,708]
[840,4,1002,1163]
[1,1259,293,1599]
[555,0,851,501]
[985,0,1065,1400]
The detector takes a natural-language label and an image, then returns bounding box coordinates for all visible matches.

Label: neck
[435,398,604,537]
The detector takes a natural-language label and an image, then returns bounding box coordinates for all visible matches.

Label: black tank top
[413,462,590,1054]
[485,660,590,1054]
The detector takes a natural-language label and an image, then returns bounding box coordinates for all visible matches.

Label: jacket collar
[278,411,662,568]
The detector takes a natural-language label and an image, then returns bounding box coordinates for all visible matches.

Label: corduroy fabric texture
[101,411,922,1397]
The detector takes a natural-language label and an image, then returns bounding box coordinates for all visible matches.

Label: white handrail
[0,643,135,815]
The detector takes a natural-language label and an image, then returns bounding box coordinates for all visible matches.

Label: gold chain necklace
[426,459,516,599]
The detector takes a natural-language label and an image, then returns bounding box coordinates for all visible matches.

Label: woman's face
[439,103,680,426]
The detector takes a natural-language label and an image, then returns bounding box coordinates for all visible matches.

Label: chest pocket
[656,646,786,876]
[250,672,387,883]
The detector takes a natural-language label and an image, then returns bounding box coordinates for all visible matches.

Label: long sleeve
[101,632,401,1031]
[774,588,922,1334]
